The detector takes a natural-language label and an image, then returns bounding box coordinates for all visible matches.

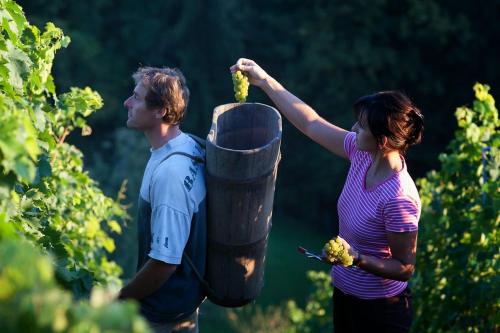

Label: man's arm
[118,258,177,300]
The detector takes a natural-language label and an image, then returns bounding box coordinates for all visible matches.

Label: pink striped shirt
[331,131,421,299]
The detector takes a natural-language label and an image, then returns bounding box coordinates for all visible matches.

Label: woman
[230,58,424,333]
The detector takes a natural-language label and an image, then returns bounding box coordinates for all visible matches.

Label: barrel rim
[207,102,282,153]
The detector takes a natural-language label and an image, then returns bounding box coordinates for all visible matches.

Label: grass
[199,219,331,332]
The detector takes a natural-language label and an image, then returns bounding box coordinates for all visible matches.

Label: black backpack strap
[186,133,206,149]
[152,133,206,178]
[182,252,216,299]
[148,150,205,201]
[161,151,204,164]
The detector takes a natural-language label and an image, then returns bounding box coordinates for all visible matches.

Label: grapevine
[0,0,129,295]
[412,83,499,332]
[0,1,151,330]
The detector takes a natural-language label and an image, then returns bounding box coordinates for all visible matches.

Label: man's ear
[155,108,167,119]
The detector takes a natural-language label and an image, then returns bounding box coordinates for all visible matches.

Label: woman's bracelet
[352,251,361,267]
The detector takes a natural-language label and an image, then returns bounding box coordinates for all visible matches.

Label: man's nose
[124,97,130,108]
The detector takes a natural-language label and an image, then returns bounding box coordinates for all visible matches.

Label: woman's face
[351,116,379,152]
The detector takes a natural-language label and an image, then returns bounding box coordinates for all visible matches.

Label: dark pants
[333,287,412,333]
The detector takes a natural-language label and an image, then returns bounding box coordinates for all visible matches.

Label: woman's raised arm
[231,58,349,159]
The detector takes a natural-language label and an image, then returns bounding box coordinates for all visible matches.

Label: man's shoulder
[152,136,205,194]
[156,133,203,162]
[170,133,205,158]
[156,149,204,176]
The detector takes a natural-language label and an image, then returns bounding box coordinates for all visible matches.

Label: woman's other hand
[337,236,359,260]
[322,237,359,266]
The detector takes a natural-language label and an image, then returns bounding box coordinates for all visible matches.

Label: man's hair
[132,66,190,125]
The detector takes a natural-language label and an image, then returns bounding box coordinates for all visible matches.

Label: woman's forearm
[260,75,321,136]
[357,253,415,282]
[233,58,348,158]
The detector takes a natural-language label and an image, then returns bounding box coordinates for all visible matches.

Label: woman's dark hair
[353,91,424,153]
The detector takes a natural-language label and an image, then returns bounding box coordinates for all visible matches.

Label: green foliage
[227,304,294,333]
[226,270,333,333]
[0,1,151,331]
[412,83,499,332]
[287,270,333,333]
[0,239,151,333]
[0,0,128,297]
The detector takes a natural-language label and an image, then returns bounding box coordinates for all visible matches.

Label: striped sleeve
[344,131,358,160]
[383,196,419,232]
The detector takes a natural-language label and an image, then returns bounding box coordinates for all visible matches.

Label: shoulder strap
[153,132,206,173]
[148,150,205,204]
[182,252,216,299]
[159,151,204,165]
[187,133,206,149]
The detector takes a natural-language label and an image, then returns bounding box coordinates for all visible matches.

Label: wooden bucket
[205,102,282,307]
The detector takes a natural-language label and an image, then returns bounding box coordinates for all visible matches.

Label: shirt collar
[150,132,187,159]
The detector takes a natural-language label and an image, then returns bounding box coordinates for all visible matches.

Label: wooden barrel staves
[205,102,282,307]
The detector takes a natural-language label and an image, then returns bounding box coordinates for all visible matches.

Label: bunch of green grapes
[323,237,353,266]
[232,70,249,102]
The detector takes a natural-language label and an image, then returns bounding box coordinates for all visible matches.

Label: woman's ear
[379,136,389,150]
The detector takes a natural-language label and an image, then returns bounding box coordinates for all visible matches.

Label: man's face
[124,82,158,130]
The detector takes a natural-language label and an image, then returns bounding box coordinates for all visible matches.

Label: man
[119,66,206,333]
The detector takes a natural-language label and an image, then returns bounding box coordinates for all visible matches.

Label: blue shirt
[136,132,206,322]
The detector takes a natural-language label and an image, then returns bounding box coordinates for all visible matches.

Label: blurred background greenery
[16,0,500,331]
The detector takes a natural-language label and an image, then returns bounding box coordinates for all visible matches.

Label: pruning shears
[297,246,326,263]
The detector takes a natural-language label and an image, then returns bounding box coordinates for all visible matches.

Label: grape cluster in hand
[232,70,249,102]
[323,237,353,266]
